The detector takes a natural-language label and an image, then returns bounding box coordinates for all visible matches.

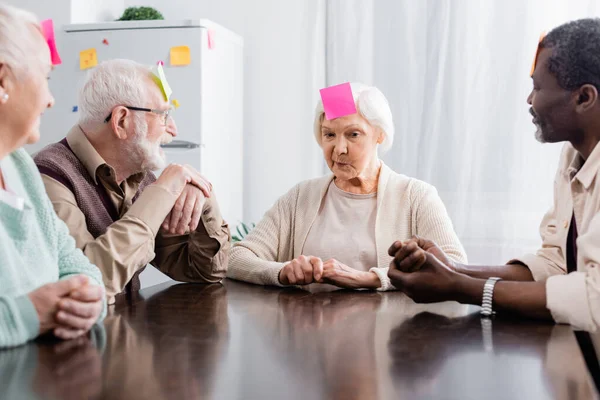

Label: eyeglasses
[104,106,172,125]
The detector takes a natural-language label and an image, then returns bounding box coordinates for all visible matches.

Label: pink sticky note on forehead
[40,19,61,65]
[319,82,357,120]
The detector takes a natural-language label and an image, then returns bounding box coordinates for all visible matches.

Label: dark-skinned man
[388,18,600,331]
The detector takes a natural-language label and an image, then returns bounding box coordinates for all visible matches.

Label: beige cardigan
[228,163,467,290]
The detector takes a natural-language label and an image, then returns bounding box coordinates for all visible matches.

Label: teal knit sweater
[0,149,106,348]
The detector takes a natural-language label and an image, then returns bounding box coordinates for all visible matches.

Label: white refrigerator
[37,19,244,287]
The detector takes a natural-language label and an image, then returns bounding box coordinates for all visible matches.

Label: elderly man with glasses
[35,59,230,304]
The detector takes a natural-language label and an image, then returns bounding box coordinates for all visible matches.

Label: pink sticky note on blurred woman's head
[207,29,215,49]
[319,82,357,120]
[40,19,62,65]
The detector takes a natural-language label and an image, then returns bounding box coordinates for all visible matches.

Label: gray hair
[78,59,156,126]
[0,4,45,76]
[541,18,600,92]
[313,83,395,153]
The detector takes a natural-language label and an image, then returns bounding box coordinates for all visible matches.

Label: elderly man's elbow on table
[34,58,230,299]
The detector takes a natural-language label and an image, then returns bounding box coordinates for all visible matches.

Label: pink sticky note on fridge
[40,19,62,65]
[319,83,357,120]
[207,29,215,49]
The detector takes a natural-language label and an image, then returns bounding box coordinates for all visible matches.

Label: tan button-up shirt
[40,126,230,304]
[511,142,600,331]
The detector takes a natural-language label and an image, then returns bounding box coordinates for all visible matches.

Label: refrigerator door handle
[160,140,201,149]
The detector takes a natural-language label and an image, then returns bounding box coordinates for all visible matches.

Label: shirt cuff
[264,262,287,287]
[546,272,595,330]
[370,267,396,291]
[127,184,178,235]
[14,294,39,341]
[507,253,564,282]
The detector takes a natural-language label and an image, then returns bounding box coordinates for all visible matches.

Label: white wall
[125,0,327,223]
[4,0,71,28]
[6,0,124,26]
[71,0,124,24]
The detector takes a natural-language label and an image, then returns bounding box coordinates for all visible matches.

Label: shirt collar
[66,125,147,186]
[568,142,600,189]
[66,125,107,185]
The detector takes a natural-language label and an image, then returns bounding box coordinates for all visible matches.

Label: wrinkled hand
[388,250,461,303]
[161,184,207,235]
[279,255,323,286]
[154,163,212,198]
[321,258,380,289]
[28,275,91,337]
[54,284,104,340]
[388,236,456,273]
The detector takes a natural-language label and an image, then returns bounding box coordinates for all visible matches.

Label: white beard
[131,115,167,171]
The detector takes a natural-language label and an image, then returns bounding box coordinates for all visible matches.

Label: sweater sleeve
[52,200,107,322]
[0,294,40,348]
[413,183,467,263]
[374,181,468,291]
[227,187,298,286]
[26,148,108,320]
[0,150,106,348]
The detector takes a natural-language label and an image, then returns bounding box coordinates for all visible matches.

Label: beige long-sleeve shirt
[228,162,467,290]
[40,127,230,304]
[510,142,600,331]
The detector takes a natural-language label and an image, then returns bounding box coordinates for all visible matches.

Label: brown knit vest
[34,138,156,295]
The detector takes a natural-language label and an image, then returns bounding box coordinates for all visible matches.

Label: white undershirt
[0,187,24,211]
[0,167,24,211]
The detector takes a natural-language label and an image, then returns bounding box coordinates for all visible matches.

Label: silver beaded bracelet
[481,277,502,317]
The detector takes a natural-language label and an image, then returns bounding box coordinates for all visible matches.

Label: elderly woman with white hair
[0,3,106,348]
[228,83,467,290]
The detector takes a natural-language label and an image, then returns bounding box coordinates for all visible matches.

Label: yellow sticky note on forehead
[530,32,546,77]
[153,64,172,101]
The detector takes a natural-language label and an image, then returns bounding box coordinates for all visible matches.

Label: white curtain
[327,0,600,264]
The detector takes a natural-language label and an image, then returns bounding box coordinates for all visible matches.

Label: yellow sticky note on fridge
[79,48,98,70]
[153,64,172,101]
[170,46,191,66]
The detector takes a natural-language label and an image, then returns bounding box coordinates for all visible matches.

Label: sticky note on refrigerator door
[530,32,546,77]
[170,46,191,66]
[207,29,215,49]
[319,82,357,120]
[153,64,172,101]
[40,19,62,65]
[79,48,98,70]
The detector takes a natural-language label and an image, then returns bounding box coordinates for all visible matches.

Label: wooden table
[1,279,598,400]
